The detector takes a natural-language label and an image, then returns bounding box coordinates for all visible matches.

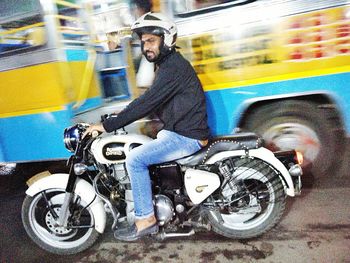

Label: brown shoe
[114,223,159,241]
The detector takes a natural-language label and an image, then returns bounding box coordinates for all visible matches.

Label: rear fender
[205,147,295,196]
[26,173,106,233]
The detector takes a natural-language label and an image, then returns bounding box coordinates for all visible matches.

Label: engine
[123,191,174,226]
[154,195,174,225]
[89,133,184,227]
[111,163,128,182]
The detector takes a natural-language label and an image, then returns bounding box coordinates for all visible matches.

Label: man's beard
[143,51,159,62]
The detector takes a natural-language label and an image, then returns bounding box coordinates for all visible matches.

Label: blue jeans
[125,130,202,219]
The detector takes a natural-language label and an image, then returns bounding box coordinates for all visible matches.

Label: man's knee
[126,148,147,170]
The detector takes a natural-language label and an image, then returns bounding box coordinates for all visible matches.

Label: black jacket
[102,50,210,140]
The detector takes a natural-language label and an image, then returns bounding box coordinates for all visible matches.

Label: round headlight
[64,125,80,152]
[63,123,89,152]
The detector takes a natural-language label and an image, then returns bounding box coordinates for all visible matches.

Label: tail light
[295,151,303,165]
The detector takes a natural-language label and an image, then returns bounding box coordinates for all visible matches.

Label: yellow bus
[0,0,139,164]
[2,0,349,176]
[162,0,350,174]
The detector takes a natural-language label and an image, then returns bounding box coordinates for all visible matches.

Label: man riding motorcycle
[84,12,210,241]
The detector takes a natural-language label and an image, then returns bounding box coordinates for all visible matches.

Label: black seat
[176,132,263,166]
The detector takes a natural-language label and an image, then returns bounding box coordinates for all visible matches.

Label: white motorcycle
[22,121,302,255]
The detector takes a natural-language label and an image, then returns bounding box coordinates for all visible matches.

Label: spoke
[41,191,59,219]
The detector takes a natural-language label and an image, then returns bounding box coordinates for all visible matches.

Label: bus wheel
[243,100,344,176]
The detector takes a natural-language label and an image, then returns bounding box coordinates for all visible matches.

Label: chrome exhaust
[160,229,195,239]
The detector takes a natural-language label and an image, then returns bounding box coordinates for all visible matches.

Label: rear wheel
[206,158,286,239]
[22,189,100,255]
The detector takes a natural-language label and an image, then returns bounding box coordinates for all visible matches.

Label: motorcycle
[21,120,303,255]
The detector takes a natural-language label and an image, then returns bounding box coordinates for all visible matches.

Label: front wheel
[22,189,100,255]
[205,158,286,239]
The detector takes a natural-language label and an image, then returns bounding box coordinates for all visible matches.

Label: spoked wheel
[22,189,100,255]
[205,158,286,239]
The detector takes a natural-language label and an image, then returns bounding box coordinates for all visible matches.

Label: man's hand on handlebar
[82,123,106,139]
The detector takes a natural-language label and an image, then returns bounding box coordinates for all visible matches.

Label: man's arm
[102,68,181,132]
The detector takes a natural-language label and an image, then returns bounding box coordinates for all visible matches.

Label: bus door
[51,0,104,114]
[71,1,140,124]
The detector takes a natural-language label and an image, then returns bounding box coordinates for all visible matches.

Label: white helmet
[131,12,177,49]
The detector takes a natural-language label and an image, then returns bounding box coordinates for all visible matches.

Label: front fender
[206,147,295,196]
[26,173,106,233]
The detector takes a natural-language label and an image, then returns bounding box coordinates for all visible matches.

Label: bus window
[0,0,46,54]
[56,3,88,46]
[173,0,255,16]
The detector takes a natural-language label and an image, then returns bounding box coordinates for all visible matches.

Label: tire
[206,158,286,239]
[22,189,100,255]
[242,100,344,175]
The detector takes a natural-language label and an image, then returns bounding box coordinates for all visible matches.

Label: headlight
[63,123,89,152]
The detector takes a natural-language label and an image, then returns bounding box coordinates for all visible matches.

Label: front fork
[52,158,121,230]
[57,192,74,227]
[56,160,78,227]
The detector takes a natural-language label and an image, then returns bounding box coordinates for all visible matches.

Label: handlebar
[100,113,126,134]
[100,113,117,122]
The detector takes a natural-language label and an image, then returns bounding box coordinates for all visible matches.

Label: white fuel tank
[91,133,152,164]
[184,169,220,204]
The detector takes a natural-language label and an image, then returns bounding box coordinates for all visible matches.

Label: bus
[0,0,141,167]
[1,0,349,177]
[163,0,350,175]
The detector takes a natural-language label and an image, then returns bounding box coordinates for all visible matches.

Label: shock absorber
[218,160,232,179]
[218,160,240,204]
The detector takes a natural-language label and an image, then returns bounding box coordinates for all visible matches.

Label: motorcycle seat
[176,132,263,166]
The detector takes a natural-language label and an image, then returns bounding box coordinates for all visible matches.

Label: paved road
[1,164,349,263]
[74,178,350,263]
